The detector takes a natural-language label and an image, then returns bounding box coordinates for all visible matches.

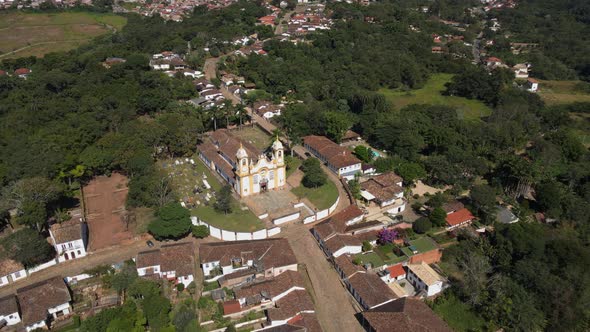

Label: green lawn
[285,156,302,178]
[160,157,264,232]
[380,73,492,121]
[291,180,339,210]
[432,295,488,331]
[400,236,438,257]
[356,252,385,268]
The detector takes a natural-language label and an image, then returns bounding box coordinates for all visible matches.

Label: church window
[253,175,259,184]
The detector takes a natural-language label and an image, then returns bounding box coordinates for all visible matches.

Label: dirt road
[281,224,364,332]
[0,237,157,297]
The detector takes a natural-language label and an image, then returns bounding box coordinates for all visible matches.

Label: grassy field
[159,157,264,232]
[380,73,492,121]
[0,12,127,59]
[432,295,488,331]
[537,80,590,105]
[291,180,339,210]
[229,125,272,151]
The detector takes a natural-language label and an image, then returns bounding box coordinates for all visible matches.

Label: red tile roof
[14,68,30,76]
[223,300,242,315]
[446,208,475,227]
[386,264,405,279]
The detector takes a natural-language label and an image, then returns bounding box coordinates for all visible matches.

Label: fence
[27,258,58,274]
[303,196,340,224]
[192,217,281,241]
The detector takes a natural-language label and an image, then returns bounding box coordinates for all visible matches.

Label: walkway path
[281,223,364,332]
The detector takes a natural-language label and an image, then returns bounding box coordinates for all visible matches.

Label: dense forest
[0,0,589,330]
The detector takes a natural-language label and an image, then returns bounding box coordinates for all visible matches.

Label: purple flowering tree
[378,229,399,244]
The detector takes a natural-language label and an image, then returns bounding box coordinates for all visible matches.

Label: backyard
[159,157,264,232]
[0,12,127,59]
[380,73,492,121]
[291,179,339,210]
[229,125,273,151]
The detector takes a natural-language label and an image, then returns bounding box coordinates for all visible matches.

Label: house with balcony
[48,209,88,262]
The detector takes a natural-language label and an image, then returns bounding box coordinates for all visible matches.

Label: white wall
[27,259,58,274]
[0,311,20,326]
[0,275,8,287]
[273,212,300,225]
[26,320,47,332]
[332,245,362,258]
[137,265,160,277]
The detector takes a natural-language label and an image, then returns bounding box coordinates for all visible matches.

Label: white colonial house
[0,296,21,327]
[199,239,297,280]
[407,262,443,297]
[136,242,195,287]
[0,258,27,288]
[303,135,362,180]
[18,277,72,332]
[48,209,88,262]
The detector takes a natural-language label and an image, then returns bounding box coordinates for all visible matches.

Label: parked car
[146,240,154,247]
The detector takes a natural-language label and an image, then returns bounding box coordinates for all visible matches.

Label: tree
[412,217,432,234]
[191,225,210,239]
[148,203,191,240]
[0,228,55,267]
[471,184,498,223]
[353,145,373,163]
[429,207,447,227]
[377,228,399,244]
[17,200,47,231]
[301,158,327,188]
[396,161,427,184]
[214,186,232,214]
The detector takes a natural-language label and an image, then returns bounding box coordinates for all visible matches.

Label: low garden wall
[303,196,340,224]
[191,216,281,241]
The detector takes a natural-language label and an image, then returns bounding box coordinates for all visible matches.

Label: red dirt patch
[82,173,132,251]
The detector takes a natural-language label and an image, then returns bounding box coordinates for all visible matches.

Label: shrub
[362,241,373,252]
[176,283,185,292]
[413,217,432,234]
[192,225,210,238]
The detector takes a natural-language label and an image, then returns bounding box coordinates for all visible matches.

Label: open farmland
[0,12,127,59]
[380,73,492,121]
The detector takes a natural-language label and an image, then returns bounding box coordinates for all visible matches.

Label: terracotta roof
[223,300,242,315]
[267,290,314,321]
[289,312,322,332]
[361,298,452,332]
[136,249,161,268]
[137,242,195,277]
[0,257,24,276]
[342,130,360,140]
[344,220,383,234]
[49,210,83,244]
[528,78,539,83]
[14,68,30,75]
[200,239,297,270]
[441,201,464,214]
[353,230,380,243]
[302,135,361,169]
[334,255,364,279]
[325,234,362,254]
[348,272,397,308]
[0,295,18,316]
[370,172,403,187]
[445,208,474,227]
[17,277,71,326]
[161,242,195,276]
[407,262,442,286]
[234,270,304,301]
[313,205,364,240]
[386,264,406,279]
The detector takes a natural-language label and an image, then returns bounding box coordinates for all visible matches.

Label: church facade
[197,129,286,197]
